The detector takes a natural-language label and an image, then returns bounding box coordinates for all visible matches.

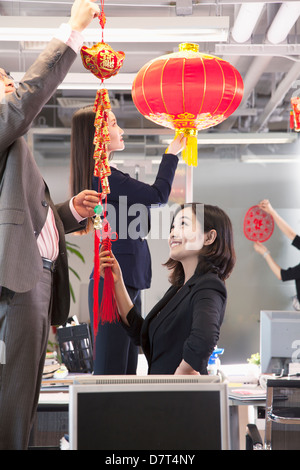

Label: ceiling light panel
[0,16,229,43]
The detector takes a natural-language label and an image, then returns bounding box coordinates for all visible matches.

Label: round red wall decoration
[244,205,274,242]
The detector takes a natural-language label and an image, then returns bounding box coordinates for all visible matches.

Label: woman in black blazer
[70,106,185,375]
[100,203,235,375]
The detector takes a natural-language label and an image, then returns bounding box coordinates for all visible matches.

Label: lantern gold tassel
[176,129,198,167]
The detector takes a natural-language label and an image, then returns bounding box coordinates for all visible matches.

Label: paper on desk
[229,386,266,401]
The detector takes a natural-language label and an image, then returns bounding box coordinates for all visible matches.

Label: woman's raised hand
[99,246,122,284]
[166,133,187,155]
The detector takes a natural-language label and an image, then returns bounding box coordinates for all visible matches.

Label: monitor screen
[260,310,300,374]
[69,375,230,450]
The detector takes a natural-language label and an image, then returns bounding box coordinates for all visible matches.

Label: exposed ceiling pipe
[220,3,267,130]
[176,0,193,16]
[231,2,265,43]
[225,1,300,131]
[251,61,300,132]
[219,55,273,130]
[239,55,273,106]
[267,1,300,44]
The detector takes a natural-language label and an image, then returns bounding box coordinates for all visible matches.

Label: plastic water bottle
[208,347,224,375]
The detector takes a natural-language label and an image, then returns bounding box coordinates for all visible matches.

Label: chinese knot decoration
[80,3,124,331]
[243,205,274,242]
[132,43,244,167]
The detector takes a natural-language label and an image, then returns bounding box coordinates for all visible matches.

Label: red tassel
[93,229,101,338]
[290,110,294,129]
[98,231,119,324]
[93,223,119,344]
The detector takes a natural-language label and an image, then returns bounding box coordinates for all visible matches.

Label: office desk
[228,388,266,450]
[32,387,265,450]
[32,360,265,450]
[29,392,69,450]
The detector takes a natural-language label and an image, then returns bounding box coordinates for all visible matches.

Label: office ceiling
[1,0,300,161]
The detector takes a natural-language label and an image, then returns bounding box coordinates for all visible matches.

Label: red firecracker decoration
[80,2,124,335]
[243,205,274,242]
[132,43,244,166]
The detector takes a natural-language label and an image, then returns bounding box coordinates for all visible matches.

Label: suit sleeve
[183,279,227,372]
[0,38,76,153]
[119,306,144,346]
[55,200,87,235]
[292,235,300,250]
[106,153,179,207]
[281,264,300,282]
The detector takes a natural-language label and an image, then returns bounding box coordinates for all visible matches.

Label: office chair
[246,378,300,450]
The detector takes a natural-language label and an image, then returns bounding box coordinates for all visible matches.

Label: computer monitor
[69,375,230,450]
[260,310,300,374]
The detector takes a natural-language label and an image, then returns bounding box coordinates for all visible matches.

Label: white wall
[192,157,300,364]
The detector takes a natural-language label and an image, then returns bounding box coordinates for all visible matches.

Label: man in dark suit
[0,0,100,449]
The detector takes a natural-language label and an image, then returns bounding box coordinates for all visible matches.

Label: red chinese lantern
[132,43,244,166]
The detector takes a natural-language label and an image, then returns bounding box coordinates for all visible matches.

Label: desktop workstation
[32,309,300,451]
[229,309,300,450]
[260,310,300,377]
[35,364,261,450]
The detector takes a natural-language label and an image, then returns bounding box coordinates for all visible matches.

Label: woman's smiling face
[168,206,204,261]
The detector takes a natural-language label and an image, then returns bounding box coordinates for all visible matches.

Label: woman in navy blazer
[99,203,236,375]
[70,106,185,374]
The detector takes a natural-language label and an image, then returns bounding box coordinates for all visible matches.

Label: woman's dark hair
[69,105,100,234]
[69,105,96,198]
[164,203,236,285]
[69,105,115,197]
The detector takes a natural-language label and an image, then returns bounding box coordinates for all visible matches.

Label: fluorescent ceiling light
[241,154,300,164]
[12,72,135,91]
[0,16,229,43]
[162,133,297,145]
[152,159,185,165]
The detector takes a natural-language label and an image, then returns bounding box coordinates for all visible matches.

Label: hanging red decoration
[243,205,274,242]
[80,2,124,333]
[132,43,244,166]
[81,42,125,82]
[291,96,300,131]
[93,203,118,337]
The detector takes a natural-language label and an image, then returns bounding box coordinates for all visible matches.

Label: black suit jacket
[123,272,227,374]
[281,234,300,302]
